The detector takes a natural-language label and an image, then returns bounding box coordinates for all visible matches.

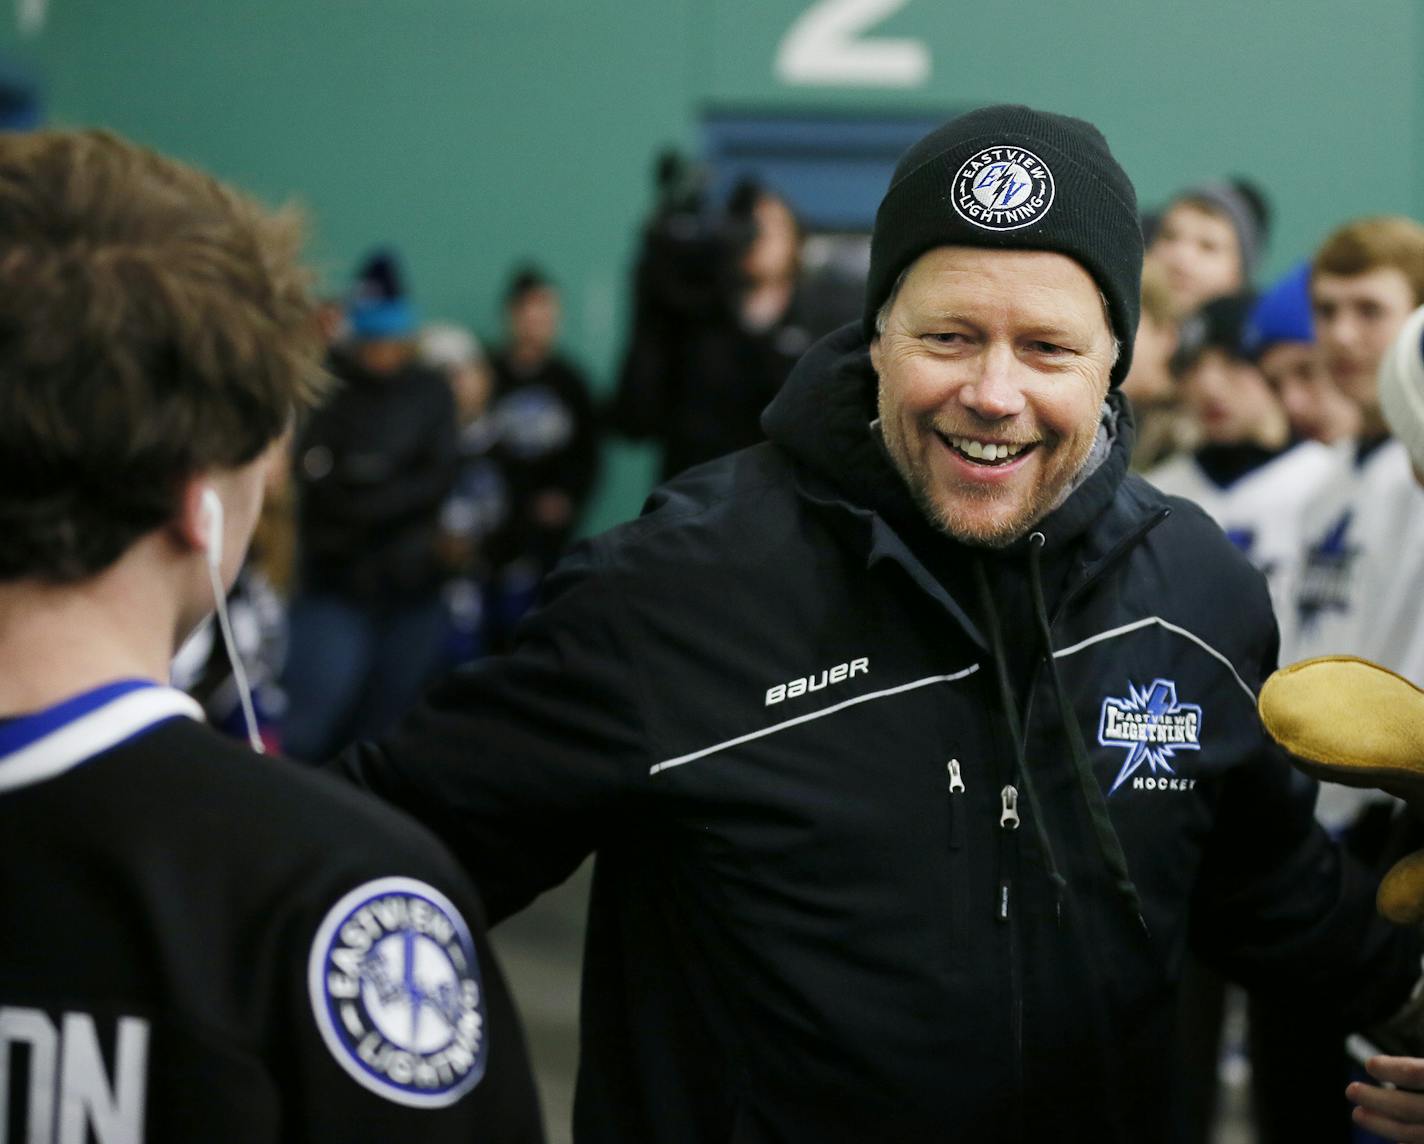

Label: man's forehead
[1312,267,1414,303]
[897,246,1112,330]
[903,245,1096,290]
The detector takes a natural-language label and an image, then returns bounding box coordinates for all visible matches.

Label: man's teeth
[947,435,1028,462]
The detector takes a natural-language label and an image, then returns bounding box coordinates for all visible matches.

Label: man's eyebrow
[909,306,1104,344]
[1019,323,1093,343]
[914,308,977,324]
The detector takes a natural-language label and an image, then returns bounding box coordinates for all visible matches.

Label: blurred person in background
[1293,217,1424,681]
[1343,302,1424,1142]
[1145,293,1335,1144]
[282,250,458,760]
[1148,294,1334,636]
[1378,305,1424,484]
[1248,262,1361,445]
[1261,217,1424,1144]
[0,129,541,1142]
[1146,178,1269,315]
[421,321,509,665]
[484,266,600,650]
[1123,261,1193,469]
[613,168,812,480]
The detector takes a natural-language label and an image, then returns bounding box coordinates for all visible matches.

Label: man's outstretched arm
[326,541,651,922]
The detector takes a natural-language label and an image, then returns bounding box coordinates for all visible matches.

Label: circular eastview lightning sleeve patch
[307,876,488,1108]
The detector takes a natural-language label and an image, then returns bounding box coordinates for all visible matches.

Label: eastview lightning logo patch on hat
[951,146,1055,231]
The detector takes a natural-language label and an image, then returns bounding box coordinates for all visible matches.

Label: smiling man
[331,106,1422,1143]
[872,246,1116,545]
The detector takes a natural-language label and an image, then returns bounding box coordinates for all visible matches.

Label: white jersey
[1146,441,1338,652]
[1290,438,1424,678]
[1286,437,1424,829]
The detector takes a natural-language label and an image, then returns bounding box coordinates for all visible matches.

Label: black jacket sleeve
[1188,626,1422,1027]
[325,539,650,922]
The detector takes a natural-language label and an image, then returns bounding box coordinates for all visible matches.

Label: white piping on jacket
[649,615,1256,776]
[1051,615,1257,702]
[649,665,981,776]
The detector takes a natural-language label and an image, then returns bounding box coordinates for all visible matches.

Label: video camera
[633,149,761,321]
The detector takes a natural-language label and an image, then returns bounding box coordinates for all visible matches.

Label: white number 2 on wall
[17,0,47,37]
[775,0,931,88]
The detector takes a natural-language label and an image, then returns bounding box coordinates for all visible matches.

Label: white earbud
[200,486,224,572]
[197,484,264,754]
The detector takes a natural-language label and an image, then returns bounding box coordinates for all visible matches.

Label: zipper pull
[1000,785,1020,829]
[946,759,966,850]
[997,786,1019,921]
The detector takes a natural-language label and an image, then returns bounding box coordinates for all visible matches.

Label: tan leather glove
[1259,656,1424,925]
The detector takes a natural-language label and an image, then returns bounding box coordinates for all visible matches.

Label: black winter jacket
[295,352,458,601]
[334,324,1420,1143]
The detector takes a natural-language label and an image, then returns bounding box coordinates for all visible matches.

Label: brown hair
[0,129,326,581]
[1313,216,1424,306]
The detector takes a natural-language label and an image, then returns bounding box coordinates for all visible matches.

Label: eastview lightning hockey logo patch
[308,877,487,1108]
[951,145,1055,231]
[1098,679,1203,795]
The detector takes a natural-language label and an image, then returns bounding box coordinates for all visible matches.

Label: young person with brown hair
[1292,216,1424,679]
[0,130,541,1142]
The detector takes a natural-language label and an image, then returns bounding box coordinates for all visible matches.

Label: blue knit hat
[349,248,416,340]
[1242,263,1313,360]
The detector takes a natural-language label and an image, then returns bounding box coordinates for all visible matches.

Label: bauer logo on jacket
[951,146,1055,232]
[308,877,487,1108]
[765,657,870,706]
[1097,679,1203,795]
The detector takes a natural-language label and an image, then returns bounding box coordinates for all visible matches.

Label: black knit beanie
[864,104,1143,386]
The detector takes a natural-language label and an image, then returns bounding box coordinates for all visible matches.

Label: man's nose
[958,345,1027,420]
[1321,314,1357,349]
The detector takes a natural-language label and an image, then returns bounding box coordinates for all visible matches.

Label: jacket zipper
[999,783,1025,1135]
[946,758,965,849]
[997,785,1019,920]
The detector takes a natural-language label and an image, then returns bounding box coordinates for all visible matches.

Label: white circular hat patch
[951,145,1055,231]
[308,876,487,1108]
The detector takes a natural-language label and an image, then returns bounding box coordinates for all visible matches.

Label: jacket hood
[761,321,1136,556]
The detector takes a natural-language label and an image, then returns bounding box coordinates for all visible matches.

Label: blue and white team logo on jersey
[1297,509,1357,631]
[1098,679,1203,795]
[308,877,487,1108]
[494,385,574,459]
[951,145,1055,231]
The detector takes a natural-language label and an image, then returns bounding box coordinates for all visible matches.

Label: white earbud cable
[206,557,265,754]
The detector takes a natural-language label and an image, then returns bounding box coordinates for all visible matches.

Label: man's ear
[868,335,882,378]
[171,476,212,558]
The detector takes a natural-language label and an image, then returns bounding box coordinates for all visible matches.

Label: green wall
[4,0,1421,530]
